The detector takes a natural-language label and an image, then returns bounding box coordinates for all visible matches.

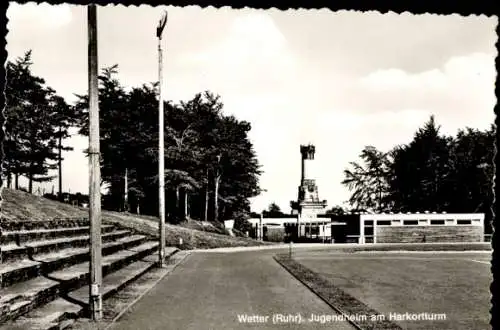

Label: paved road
[110,249,355,330]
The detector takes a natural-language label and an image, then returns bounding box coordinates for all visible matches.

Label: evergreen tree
[342,145,391,212]
[4,51,63,192]
[388,115,453,212]
[47,91,75,200]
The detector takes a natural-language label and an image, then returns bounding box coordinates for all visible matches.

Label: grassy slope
[0,188,272,250]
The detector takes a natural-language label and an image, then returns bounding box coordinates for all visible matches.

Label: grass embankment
[274,254,403,330]
[0,188,272,250]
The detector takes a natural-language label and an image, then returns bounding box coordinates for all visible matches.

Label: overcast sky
[6,3,498,213]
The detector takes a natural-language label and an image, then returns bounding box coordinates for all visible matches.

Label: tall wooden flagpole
[88,3,102,321]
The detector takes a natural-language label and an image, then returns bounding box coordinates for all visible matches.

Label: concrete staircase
[0,217,178,329]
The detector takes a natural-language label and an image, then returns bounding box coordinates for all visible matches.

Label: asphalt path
[109,248,355,330]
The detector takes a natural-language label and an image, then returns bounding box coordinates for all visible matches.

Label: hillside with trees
[4,51,262,224]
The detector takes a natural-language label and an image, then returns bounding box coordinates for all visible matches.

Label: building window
[403,220,418,225]
[457,219,472,225]
[377,220,391,226]
[431,220,445,225]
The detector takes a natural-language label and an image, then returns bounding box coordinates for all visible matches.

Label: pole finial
[157,10,168,37]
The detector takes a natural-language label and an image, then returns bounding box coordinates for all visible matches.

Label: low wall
[265,227,286,242]
[375,225,483,243]
[248,217,297,227]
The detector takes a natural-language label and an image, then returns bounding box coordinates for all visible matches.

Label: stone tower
[290,144,327,218]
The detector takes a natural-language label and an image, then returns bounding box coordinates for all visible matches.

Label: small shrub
[233,211,254,234]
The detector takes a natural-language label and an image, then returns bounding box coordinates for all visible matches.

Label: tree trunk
[214,174,220,222]
[377,180,382,212]
[184,189,188,220]
[7,173,12,188]
[15,174,19,189]
[204,169,209,221]
[124,168,129,212]
[28,164,33,193]
[58,127,63,201]
[220,203,225,221]
[176,186,180,218]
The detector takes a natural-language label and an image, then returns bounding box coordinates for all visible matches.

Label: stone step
[1,298,81,330]
[1,219,90,232]
[0,239,158,324]
[47,241,160,283]
[0,247,179,330]
[1,230,132,263]
[70,251,176,304]
[1,225,116,246]
[0,277,59,325]
[1,235,149,289]
[1,259,40,289]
